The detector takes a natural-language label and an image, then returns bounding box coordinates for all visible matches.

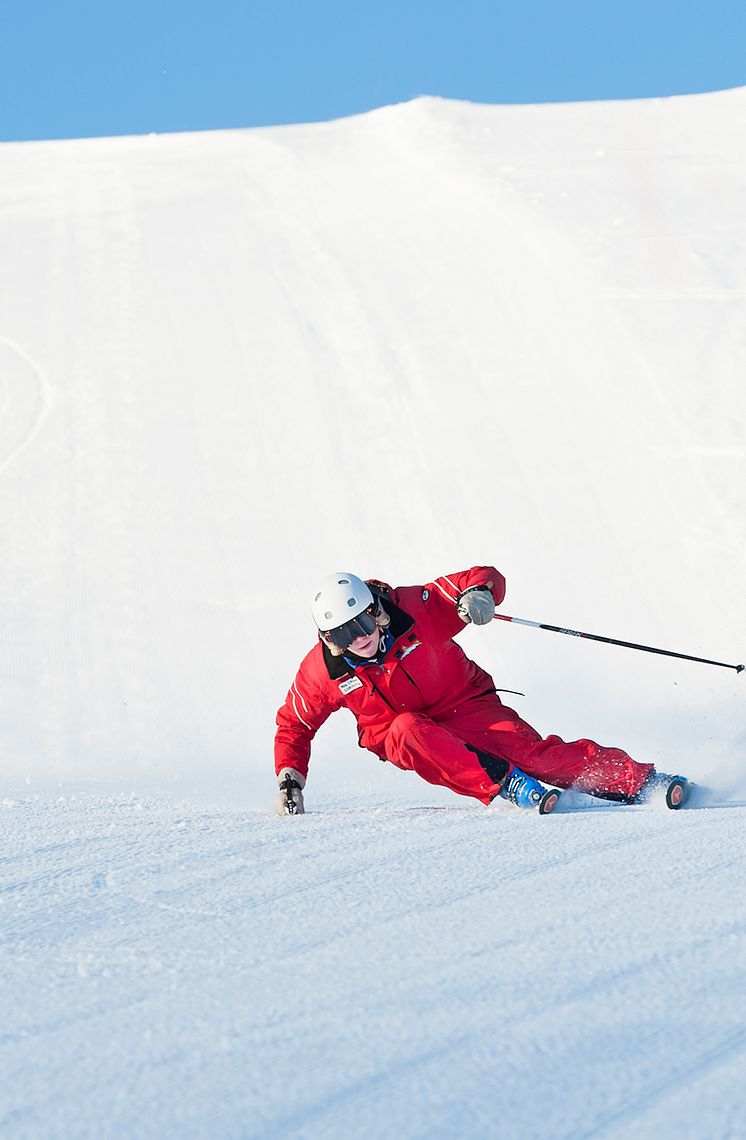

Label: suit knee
[385,712,430,763]
[388,711,426,741]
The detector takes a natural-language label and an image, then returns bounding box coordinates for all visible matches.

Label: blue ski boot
[500,768,561,814]
[635,770,690,809]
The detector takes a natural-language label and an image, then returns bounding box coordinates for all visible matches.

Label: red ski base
[666,777,689,809]
[539,788,562,815]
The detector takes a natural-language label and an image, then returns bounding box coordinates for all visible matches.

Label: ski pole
[492,613,744,673]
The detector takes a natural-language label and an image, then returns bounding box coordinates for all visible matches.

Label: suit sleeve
[274,649,340,780]
[416,566,506,641]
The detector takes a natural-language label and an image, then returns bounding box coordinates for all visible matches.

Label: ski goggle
[324,602,379,651]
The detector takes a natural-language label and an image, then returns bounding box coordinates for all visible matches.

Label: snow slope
[1,89,745,1137]
[3,793,746,1139]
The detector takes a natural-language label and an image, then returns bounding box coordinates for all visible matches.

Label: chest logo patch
[339,676,363,695]
[400,641,422,660]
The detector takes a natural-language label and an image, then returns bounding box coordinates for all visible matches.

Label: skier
[273,567,689,815]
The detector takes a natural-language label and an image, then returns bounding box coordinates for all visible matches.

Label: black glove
[274,768,306,815]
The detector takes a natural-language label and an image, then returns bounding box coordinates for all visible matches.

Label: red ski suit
[274,567,653,805]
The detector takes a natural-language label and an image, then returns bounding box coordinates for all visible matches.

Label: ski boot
[635,770,690,810]
[500,767,561,814]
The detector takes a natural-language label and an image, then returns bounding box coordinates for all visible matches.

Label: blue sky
[2,0,745,141]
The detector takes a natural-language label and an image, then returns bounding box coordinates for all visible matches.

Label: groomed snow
[1,89,745,1137]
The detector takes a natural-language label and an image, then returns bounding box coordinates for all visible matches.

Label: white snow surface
[1,90,746,1137]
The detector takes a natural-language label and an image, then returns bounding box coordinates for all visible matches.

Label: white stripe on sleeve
[291,683,313,731]
[433,577,460,603]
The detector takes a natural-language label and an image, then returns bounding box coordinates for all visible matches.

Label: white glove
[456,587,495,626]
[274,767,306,816]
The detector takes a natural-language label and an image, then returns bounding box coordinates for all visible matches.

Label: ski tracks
[0,337,52,477]
[3,795,745,1138]
[575,1023,746,1139]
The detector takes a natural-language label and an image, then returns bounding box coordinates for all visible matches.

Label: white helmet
[311,572,374,632]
